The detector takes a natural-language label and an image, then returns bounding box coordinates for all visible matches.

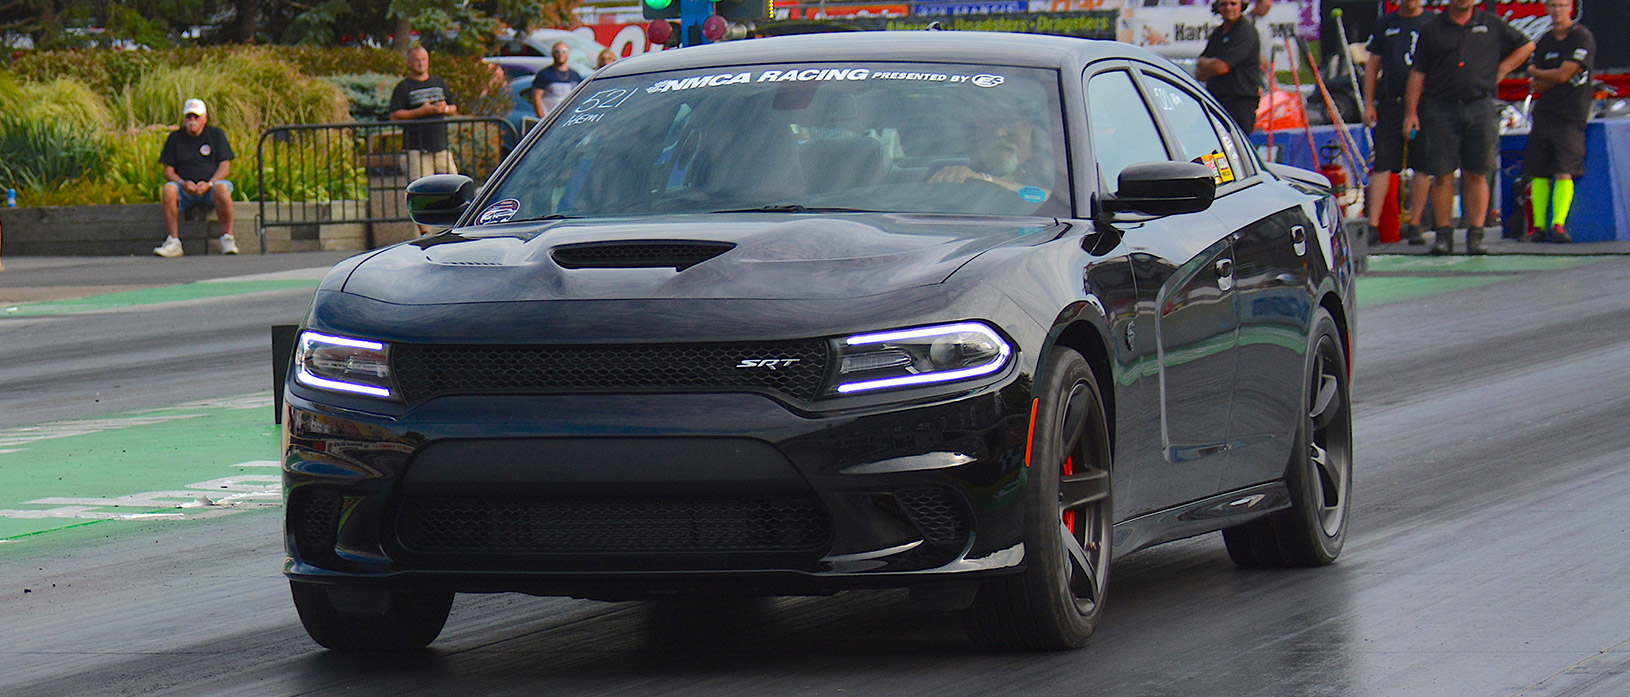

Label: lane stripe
[0,393,283,544]
[2,279,319,317]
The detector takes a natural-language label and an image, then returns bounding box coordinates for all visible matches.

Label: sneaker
[220,234,240,255]
[1403,223,1426,245]
[1550,224,1572,244]
[1522,226,1546,243]
[154,236,183,258]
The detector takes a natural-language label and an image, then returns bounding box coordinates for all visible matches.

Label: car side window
[1085,70,1170,191]
[1142,76,1240,187]
[1208,109,1255,180]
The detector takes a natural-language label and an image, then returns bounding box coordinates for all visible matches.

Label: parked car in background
[485,28,605,79]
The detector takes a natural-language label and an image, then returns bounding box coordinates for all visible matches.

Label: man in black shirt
[1523,0,1594,244]
[1402,0,1532,255]
[1196,0,1262,134]
[390,45,460,232]
[1362,0,1432,246]
[531,42,584,122]
[155,98,238,257]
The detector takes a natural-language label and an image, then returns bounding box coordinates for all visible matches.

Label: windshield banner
[841,10,1117,38]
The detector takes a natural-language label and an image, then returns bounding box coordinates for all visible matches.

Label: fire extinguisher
[1318,141,1348,194]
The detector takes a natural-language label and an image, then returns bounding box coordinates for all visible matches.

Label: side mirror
[407,174,476,227]
[1099,161,1217,218]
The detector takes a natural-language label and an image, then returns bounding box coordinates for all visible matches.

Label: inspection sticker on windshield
[1019,186,1048,203]
[477,199,520,225]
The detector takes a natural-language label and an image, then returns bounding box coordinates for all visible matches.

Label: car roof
[598,31,1152,77]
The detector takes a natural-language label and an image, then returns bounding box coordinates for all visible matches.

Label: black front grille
[394,495,831,553]
[895,487,970,546]
[551,240,736,270]
[392,341,829,402]
[289,488,343,560]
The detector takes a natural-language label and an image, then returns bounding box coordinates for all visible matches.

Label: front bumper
[282,376,1036,599]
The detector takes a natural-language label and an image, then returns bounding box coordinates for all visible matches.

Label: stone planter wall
[0,201,381,256]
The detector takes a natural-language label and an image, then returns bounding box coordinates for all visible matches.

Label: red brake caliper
[1061,455,1076,533]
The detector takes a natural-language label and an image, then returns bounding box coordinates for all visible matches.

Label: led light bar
[835,322,1011,394]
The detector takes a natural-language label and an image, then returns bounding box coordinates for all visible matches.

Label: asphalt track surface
[3,252,1630,697]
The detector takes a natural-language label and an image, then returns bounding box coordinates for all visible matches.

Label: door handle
[1290,225,1307,256]
[1215,258,1234,292]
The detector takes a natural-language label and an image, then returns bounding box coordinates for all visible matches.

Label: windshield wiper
[710,204,879,214]
[510,213,582,223]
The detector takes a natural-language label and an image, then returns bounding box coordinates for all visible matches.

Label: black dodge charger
[283,31,1356,652]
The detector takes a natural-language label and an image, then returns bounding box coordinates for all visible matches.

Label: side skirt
[1111,481,1292,560]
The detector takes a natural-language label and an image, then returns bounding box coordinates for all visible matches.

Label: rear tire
[290,581,453,652]
[963,349,1112,651]
[1223,307,1351,568]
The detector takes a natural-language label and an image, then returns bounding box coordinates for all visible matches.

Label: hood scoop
[551,240,736,271]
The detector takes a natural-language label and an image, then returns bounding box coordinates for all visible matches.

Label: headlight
[832,322,1011,394]
[294,331,397,399]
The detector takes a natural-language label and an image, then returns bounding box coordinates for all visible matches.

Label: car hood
[338,213,1061,304]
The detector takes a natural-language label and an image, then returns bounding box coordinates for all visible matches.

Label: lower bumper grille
[894,486,971,546]
[289,488,343,562]
[394,495,832,554]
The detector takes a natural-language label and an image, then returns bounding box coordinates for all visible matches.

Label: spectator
[390,45,460,233]
[597,49,618,70]
[1362,0,1433,245]
[531,42,584,121]
[1196,0,1263,134]
[1403,0,1533,255]
[1249,0,1276,73]
[1523,0,1594,244]
[155,98,237,258]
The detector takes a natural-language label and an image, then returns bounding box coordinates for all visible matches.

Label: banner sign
[1385,1,1578,41]
[842,10,1117,38]
[914,0,1028,15]
[780,3,912,19]
[1117,3,1305,59]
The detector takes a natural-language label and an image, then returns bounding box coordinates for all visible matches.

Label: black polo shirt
[159,124,235,183]
[1412,9,1529,103]
[1201,18,1262,100]
[1366,9,1432,100]
[1531,23,1596,124]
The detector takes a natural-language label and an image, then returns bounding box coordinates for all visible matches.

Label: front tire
[1223,307,1352,567]
[963,349,1112,651]
[290,581,454,652]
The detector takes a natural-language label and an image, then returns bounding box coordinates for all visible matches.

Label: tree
[1,0,582,52]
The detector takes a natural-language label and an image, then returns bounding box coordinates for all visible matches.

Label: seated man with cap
[155,97,238,257]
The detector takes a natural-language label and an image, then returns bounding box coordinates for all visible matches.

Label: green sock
[1552,178,1575,228]
[1530,178,1551,230]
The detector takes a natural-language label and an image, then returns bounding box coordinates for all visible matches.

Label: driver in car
[928,120,1044,195]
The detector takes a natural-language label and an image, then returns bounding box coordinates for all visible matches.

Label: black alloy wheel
[1223,306,1352,567]
[964,348,1112,651]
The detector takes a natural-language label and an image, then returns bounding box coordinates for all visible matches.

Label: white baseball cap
[183,98,207,117]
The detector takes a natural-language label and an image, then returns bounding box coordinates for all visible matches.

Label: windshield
[475,62,1070,223]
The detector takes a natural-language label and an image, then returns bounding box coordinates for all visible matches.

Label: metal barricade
[255,117,517,253]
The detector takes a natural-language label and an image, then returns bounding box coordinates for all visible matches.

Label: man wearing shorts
[1362,0,1433,245]
[1523,0,1594,244]
[391,46,460,232]
[1403,0,1532,255]
[155,98,238,257]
